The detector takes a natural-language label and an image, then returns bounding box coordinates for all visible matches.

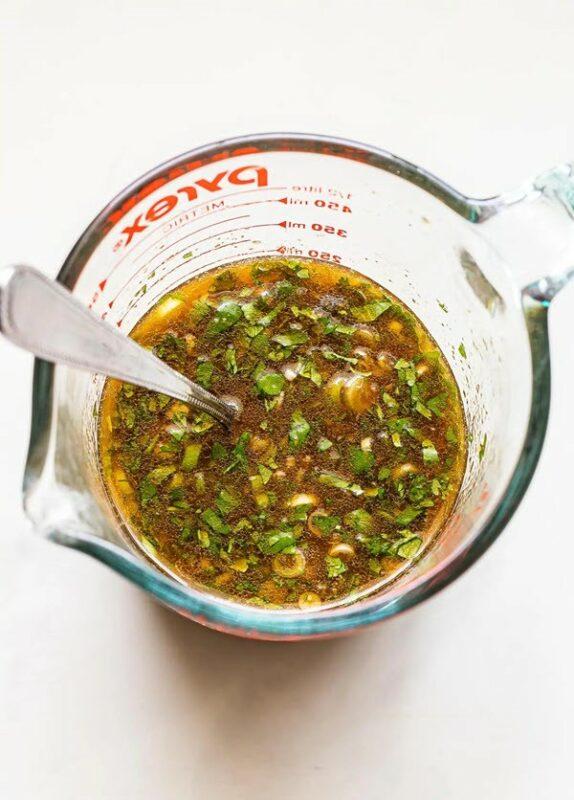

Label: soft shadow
[142,599,424,795]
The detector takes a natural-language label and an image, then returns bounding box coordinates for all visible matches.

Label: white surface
[1,2,573,798]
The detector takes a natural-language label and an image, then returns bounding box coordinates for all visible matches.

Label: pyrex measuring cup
[22,133,573,640]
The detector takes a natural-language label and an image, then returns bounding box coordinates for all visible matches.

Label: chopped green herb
[395,506,423,526]
[349,447,375,475]
[257,464,273,484]
[415,401,432,420]
[190,413,215,434]
[321,348,358,365]
[446,426,458,444]
[382,392,398,409]
[319,317,355,336]
[275,280,296,298]
[291,305,318,321]
[224,431,251,473]
[358,534,392,556]
[272,330,309,347]
[211,442,228,461]
[458,342,467,359]
[250,332,271,357]
[197,529,210,548]
[394,358,417,387]
[118,403,136,430]
[196,361,214,388]
[201,508,230,535]
[325,555,347,578]
[344,508,373,533]
[139,476,157,505]
[216,488,240,516]
[479,433,487,462]
[225,347,238,374]
[258,302,285,327]
[396,536,422,559]
[422,439,439,464]
[147,466,176,484]
[427,393,447,417]
[256,371,285,396]
[299,359,322,386]
[242,302,261,323]
[318,472,363,495]
[317,437,333,452]
[257,529,297,555]
[289,411,311,449]
[189,299,211,322]
[350,300,391,322]
[207,301,242,335]
[312,515,340,535]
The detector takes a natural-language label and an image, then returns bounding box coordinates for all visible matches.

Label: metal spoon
[0,264,237,427]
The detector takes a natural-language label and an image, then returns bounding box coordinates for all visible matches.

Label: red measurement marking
[279,220,306,229]
[98,187,287,294]
[102,135,373,241]
[277,245,342,264]
[133,214,250,265]
[227,197,286,209]
[104,147,262,230]
[116,166,268,247]
[307,249,342,263]
[110,221,281,314]
[313,199,352,212]
[311,223,348,237]
[92,213,251,311]
[117,246,272,326]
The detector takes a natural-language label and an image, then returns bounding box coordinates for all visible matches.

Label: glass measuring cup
[22,133,573,640]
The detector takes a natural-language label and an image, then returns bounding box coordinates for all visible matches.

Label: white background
[1,2,573,798]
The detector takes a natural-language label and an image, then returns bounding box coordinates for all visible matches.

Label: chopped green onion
[272,330,309,347]
[216,488,239,516]
[182,443,202,471]
[422,439,439,464]
[201,508,230,535]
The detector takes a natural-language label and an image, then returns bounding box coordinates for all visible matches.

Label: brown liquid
[100,258,466,609]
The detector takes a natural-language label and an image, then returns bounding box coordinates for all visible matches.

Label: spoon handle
[0,264,235,426]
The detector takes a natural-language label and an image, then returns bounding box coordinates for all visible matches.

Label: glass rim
[24,132,552,638]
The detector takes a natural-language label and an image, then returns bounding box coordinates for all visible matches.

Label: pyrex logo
[117,165,268,247]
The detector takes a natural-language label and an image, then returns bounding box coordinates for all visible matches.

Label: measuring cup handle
[0,264,235,426]
[474,163,574,303]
